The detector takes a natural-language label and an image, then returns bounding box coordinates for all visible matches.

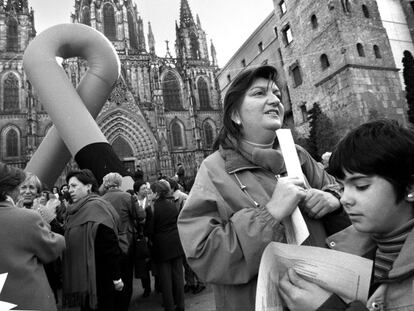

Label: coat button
[371,302,380,310]
[329,241,336,247]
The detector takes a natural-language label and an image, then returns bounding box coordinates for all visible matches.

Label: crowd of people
[1,64,414,311]
[0,160,202,311]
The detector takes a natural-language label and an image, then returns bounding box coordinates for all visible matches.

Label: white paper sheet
[276,129,309,245]
[256,242,373,311]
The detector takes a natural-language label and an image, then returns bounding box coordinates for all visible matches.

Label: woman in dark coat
[147,180,185,311]
[63,169,123,311]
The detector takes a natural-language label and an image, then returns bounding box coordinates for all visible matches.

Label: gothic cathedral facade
[0,0,222,181]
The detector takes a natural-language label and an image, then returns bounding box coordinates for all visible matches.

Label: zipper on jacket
[233,173,260,208]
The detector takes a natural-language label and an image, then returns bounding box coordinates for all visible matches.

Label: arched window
[5,128,19,157]
[171,122,184,148]
[357,43,365,57]
[373,45,381,58]
[3,73,19,112]
[197,78,210,109]
[112,136,134,158]
[203,122,214,148]
[320,54,330,70]
[6,18,18,52]
[311,15,318,29]
[362,5,370,18]
[82,7,91,26]
[103,3,116,40]
[128,11,138,49]
[162,72,182,110]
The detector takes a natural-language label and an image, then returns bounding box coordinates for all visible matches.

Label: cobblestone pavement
[129,277,215,311]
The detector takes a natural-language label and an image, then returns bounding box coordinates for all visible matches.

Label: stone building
[216,12,294,126]
[0,0,222,182]
[218,0,413,139]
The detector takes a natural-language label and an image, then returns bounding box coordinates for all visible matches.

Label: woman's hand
[266,177,307,222]
[300,189,341,219]
[279,268,331,311]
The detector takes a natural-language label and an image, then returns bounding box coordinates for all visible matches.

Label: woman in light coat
[0,163,65,310]
[177,65,349,311]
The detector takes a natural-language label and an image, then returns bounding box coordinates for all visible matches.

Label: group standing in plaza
[1,64,414,311]
[0,160,201,311]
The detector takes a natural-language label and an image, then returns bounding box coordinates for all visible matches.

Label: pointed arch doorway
[111,136,135,174]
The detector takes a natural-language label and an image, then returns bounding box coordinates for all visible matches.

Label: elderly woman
[17,172,42,208]
[101,172,137,311]
[0,163,65,310]
[63,169,123,311]
[177,65,350,311]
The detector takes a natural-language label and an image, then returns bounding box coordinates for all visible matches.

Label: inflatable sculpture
[23,24,132,188]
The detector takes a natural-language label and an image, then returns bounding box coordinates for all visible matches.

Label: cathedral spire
[180,0,195,28]
[148,21,155,54]
[210,39,218,66]
[196,14,201,27]
[165,40,173,58]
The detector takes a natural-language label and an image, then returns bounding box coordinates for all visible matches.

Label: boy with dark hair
[279,119,414,310]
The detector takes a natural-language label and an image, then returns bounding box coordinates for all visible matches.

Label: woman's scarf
[225,136,287,175]
[62,193,120,309]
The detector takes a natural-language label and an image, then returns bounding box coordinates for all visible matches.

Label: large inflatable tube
[23,24,129,187]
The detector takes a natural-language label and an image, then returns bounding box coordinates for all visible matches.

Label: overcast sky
[28,0,274,68]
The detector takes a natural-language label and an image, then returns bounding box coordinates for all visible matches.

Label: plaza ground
[129,276,215,311]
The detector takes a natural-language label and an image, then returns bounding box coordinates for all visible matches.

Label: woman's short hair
[214,65,279,149]
[0,163,26,201]
[23,172,43,193]
[328,119,414,202]
[102,172,123,189]
[150,180,171,200]
[66,169,99,193]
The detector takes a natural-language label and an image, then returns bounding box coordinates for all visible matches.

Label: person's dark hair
[66,169,99,193]
[133,168,144,181]
[41,191,50,201]
[60,184,69,192]
[150,180,170,200]
[213,65,279,150]
[328,119,414,202]
[133,180,147,193]
[0,163,26,201]
[59,191,72,203]
[166,177,179,192]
